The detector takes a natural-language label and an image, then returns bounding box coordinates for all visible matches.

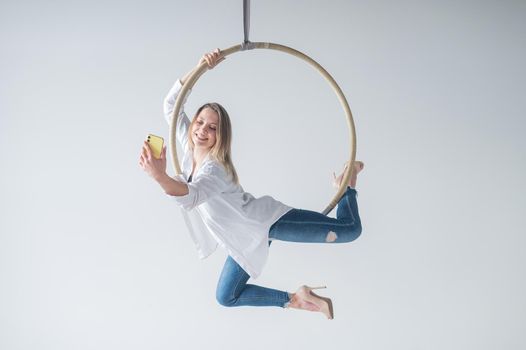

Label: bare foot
[349,161,364,188]
[333,161,365,189]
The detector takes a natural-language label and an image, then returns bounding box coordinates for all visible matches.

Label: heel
[297,285,334,320]
[311,292,334,320]
[307,285,327,290]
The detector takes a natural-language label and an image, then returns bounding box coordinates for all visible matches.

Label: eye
[209,126,217,131]
[196,120,203,125]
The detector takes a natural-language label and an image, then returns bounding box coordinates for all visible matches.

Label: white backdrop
[1,0,525,349]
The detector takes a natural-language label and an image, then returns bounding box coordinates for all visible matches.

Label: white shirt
[163,80,292,279]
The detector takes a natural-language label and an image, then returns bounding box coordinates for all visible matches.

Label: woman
[139,49,364,319]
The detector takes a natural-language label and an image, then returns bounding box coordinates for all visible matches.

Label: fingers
[213,48,224,62]
[204,53,213,67]
[140,142,167,162]
[143,141,152,159]
[139,142,168,180]
[139,144,148,169]
[202,48,224,69]
[139,152,145,168]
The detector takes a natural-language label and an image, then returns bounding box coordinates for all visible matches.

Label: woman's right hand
[180,49,225,85]
[139,141,167,182]
[198,48,225,69]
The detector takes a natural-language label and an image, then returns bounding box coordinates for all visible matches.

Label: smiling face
[191,107,219,151]
[187,102,239,184]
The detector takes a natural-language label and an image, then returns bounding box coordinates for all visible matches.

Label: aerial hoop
[169,42,357,215]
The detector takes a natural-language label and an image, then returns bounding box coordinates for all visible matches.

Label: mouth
[194,133,208,142]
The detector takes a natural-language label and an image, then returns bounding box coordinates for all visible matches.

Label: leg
[215,255,290,308]
[336,187,361,233]
[269,187,362,243]
[215,256,325,314]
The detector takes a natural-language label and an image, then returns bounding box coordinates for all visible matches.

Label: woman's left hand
[139,141,167,181]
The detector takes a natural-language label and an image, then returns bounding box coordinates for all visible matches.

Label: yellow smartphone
[146,134,164,159]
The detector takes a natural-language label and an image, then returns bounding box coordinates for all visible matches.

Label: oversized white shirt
[164,79,292,279]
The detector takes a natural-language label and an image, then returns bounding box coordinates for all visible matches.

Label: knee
[350,223,362,241]
[325,231,338,242]
[215,287,235,307]
[354,224,362,240]
[339,223,362,243]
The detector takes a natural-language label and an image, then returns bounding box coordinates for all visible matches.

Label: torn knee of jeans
[326,231,338,242]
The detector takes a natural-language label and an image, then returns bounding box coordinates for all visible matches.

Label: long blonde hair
[188,103,239,184]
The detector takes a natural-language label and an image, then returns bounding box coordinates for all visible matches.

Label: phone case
[147,134,164,159]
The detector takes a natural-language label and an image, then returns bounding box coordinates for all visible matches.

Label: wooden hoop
[169,42,357,215]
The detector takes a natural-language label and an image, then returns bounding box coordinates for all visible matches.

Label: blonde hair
[188,103,239,184]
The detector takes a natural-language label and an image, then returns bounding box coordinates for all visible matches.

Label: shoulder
[198,159,237,188]
[200,159,228,177]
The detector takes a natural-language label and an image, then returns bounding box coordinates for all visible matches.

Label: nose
[197,125,207,135]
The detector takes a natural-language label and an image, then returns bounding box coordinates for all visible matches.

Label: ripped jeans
[215,187,362,308]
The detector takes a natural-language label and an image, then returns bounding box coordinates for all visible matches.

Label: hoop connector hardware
[241,41,256,51]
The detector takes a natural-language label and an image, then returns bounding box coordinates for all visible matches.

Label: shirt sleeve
[163,79,192,151]
[170,162,230,211]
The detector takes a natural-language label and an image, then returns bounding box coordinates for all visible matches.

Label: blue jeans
[215,187,362,308]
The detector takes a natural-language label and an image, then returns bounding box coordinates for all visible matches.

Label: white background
[1,0,525,349]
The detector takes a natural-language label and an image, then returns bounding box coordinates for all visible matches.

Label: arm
[141,49,226,197]
[178,48,224,85]
[171,163,230,211]
[154,173,189,196]
[163,80,192,152]
[139,141,189,196]
[180,66,199,86]
[163,49,225,125]
[139,142,228,206]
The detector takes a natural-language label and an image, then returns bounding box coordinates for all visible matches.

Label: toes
[354,161,364,171]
